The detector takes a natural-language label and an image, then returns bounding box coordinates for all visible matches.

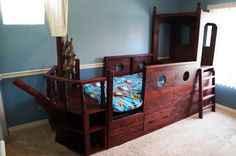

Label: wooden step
[89,125,106,133]
[203,103,215,110]
[54,122,106,134]
[203,85,215,91]
[203,75,215,80]
[203,94,215,101]
[68,106,106,115]
[54,122,83,134]
[87,108,106,115]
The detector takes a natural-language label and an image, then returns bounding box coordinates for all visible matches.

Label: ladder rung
[201,66,214,72]
[203,103,214,110]
[203,75,215,80]
[203,85,215,91]
[203,94,215,101]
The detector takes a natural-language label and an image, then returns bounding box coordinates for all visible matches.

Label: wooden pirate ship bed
[13,4,218,156]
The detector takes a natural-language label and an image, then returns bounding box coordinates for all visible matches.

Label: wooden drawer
[108,113,144,147]
[144,108,172,132]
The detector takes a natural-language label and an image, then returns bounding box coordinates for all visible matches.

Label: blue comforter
[83,73,143,112]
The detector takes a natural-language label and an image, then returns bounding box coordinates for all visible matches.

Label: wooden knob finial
[153,6,156,15]
[197,2,201,11]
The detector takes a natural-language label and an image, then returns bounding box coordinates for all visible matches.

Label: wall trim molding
[0,68,51,80]
[0,56,171,80]
[0,57,170,80]
[0,63,104,80]
[80,62,104,70]
[216,103,236,114]
[208,2,236,10]
[8,119,49,134]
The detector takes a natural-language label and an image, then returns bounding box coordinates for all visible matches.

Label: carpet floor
[5,107,236,156]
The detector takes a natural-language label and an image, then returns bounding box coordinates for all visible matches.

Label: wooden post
[56,37,66,100]
[106,70,113,148]
[101,81,105,108]
[198,68,203,118]
[56,37,64,76]
[107,71,114,123]
[195,3,201,65]
[83,112,90,155]
[212,69,216,112]
[75,59,80,80]
[79,83,87,114]
[151,7,159,63]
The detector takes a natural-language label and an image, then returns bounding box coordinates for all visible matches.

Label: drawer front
[108,113,144,147]
[144,108,172,132]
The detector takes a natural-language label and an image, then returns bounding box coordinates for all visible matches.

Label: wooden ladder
[198,66,216,118]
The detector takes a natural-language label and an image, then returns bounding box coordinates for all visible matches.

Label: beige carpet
[5,107,236,156]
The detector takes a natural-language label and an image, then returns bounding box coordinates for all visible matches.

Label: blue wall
[216,85,236,109]
[179,0,236,109]
[68,0,181,64]
[1,76,48,127]
[0,0,181,127]
[0,5,56,73]
[0,0,181,73]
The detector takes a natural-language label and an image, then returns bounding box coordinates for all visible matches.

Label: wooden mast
[151,7,159,63]
[56,37,64,76]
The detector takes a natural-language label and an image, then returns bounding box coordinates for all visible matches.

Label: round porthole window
[115,63,124,72]
[139,61,146,70]
[157,75,166,88]
[183,71,190,81]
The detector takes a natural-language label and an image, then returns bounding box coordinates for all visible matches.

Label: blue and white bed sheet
[83,73,143,112]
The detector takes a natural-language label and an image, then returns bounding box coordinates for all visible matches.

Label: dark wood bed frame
[13,3,217,156]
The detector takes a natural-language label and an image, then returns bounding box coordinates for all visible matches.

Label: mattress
[83,73,143,112]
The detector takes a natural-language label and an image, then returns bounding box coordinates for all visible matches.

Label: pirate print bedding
[83,73,143,112]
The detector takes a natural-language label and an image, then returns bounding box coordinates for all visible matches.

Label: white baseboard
[8,119,49,134]
[0,140,6,156]
[216,103,236,114]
